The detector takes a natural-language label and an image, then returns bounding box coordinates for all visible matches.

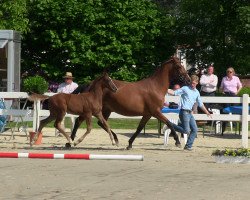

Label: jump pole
[0,152,144,161]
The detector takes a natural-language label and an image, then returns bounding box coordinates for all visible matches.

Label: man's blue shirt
[174,86,203,110]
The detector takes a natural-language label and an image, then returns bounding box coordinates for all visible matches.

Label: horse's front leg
[127,115,151,150]
[70,116,85,141]
[154,111,181,147]
[73,116,91,146]
[96,113,117,146]
[55,117,73,148]
[97,110,119,145]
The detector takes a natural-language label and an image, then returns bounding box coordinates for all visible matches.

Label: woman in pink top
[220,67,242,134]
[220,67,242,96]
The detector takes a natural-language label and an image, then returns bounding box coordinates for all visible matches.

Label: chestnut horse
[71,57,190,149]
[29,73,118,147]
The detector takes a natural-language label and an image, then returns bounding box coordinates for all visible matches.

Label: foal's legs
[127,115,151,150]
[96,112,117,146]
[153,111,181,147]
[71,111,119,144]
[73,115,92,146]
[70,116,85,141]
[54,114,73,146]
[30,115,55,146]
[97,110,119,144]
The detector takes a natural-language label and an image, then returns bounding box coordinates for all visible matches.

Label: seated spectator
[57,72,78,94]
[56,72,78,136]
[0,99,7,132]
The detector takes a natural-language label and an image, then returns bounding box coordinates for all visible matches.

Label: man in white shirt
[56,72,78,136]
[57,72,78,94]
[199,65,218,109]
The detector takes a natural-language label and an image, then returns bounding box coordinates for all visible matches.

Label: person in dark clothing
[71,84,90,94]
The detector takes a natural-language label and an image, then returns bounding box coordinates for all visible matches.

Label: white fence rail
[0,92,249,148]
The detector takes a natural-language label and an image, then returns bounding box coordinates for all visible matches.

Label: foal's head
[168,56,191,85]
[89,72,118,93]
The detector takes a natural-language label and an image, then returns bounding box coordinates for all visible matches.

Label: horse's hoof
[126,145,132,150]
[175,142,182,148]
[65,143,71,148]
[112,141,119,147]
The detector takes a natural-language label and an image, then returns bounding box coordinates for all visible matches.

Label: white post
[32,100,41,132]
[7,40,14,92]
[32,101,37,132]
[37,100,41,132]
[241,94,249,148]
[32,101,36,131]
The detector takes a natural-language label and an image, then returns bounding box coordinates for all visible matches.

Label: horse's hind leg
[97,110,119,145]
[127,115,151,150]
[38,115,55,132]
[97,120,119,145]
[96,113,117,146]
[70,116,85,141]
[54,115,72,146]
[73,116,91,146]
[154,111,181,147]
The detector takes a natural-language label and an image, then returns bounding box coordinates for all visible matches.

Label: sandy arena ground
[0,127,250,200]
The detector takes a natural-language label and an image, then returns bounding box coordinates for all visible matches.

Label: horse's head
[88,73,118,93]
[170,56,191,85]
[102,72,118,93]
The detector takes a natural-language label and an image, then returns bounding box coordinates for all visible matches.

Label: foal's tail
[28,93,50,102]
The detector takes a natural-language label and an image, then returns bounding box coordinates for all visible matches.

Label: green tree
[22,0,172,83]
[173,0,250,75]
[0,0,29,33]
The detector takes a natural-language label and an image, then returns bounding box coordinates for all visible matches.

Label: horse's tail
[28,93,50,102]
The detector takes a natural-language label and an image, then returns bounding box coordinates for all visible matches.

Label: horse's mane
[88,74,105,91]
[161,56,182,67]
[151,57,182,77]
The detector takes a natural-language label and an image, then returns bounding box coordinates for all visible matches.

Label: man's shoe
[184,146,193,151]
